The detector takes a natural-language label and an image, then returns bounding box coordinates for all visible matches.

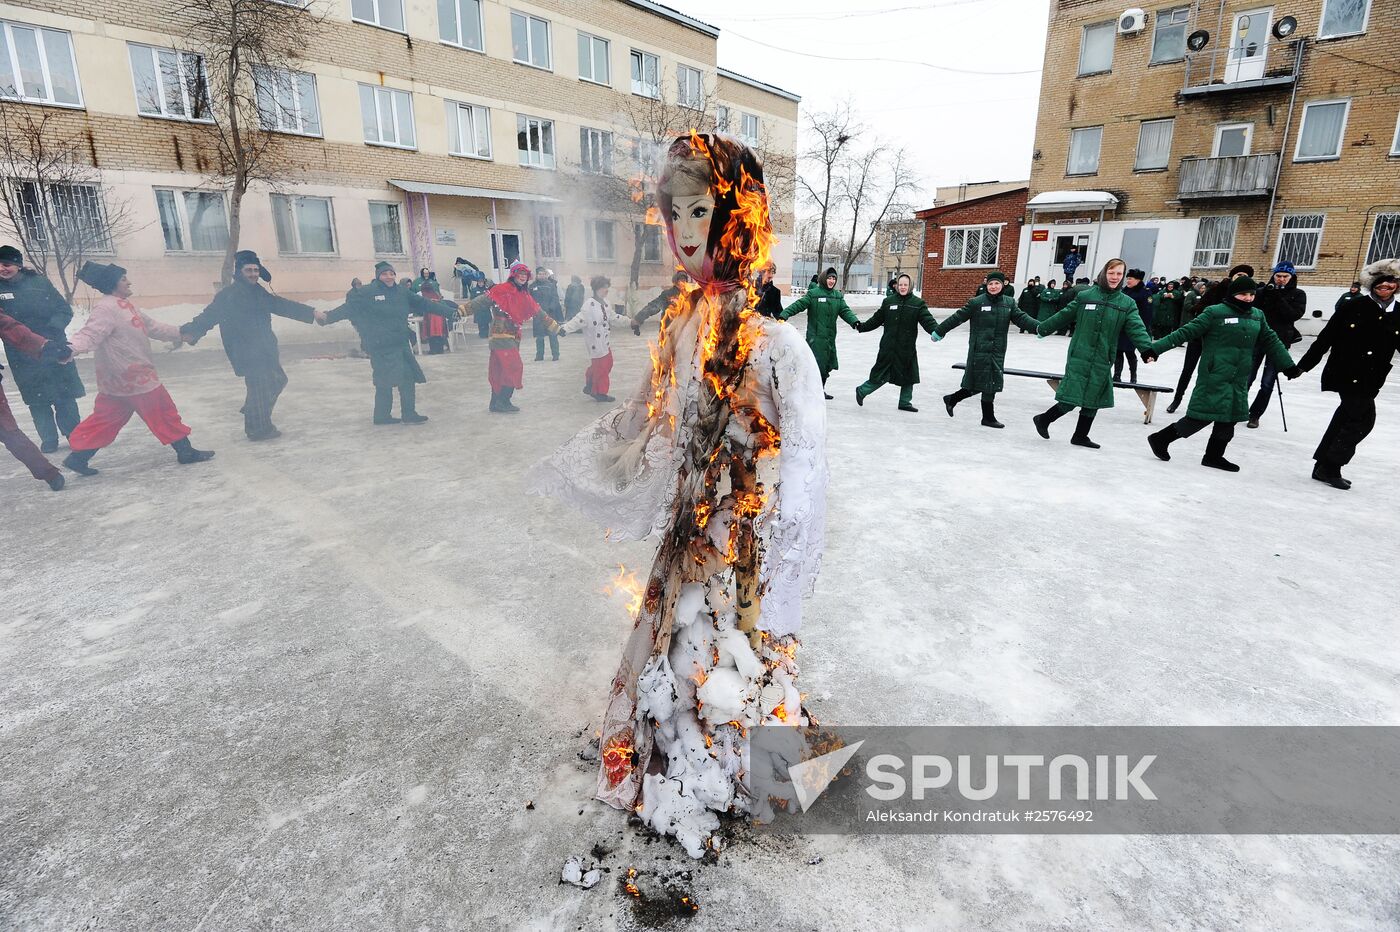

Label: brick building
[1021,0,1399,312]
[0,0,799,307]
[915,185,1029,306]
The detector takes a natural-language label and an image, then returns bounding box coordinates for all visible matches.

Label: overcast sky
[666,0,1050,206]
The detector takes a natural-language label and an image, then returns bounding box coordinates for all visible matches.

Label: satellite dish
[1187,29,1210,51]
[1273,16,1298,39]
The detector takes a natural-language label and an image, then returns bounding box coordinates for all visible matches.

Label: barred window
[16,181,112,254]
[1192,215,1237,268]
[1366,214,1400,266]
[1277,214,1325,270]
[944,225,1000,268]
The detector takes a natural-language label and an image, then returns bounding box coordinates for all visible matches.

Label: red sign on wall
[1030,229,1050,242]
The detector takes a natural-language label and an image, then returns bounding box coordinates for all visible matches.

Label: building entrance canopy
[1026,191,1119,213]
[388,180,559,203]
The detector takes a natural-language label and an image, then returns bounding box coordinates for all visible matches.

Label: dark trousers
[2,391,60,481]
[535,333,559,360]
[1175,416,1236,457]
[1113,348,1138,383]
[243,367,288,437]
[28,398,81,448]
[1043,401,1097,438]
[426,336,449,354]
[374,382,418,420]
[1172,340,1202,400]
[1247,353,1279,421]
[1314,394,1376,469]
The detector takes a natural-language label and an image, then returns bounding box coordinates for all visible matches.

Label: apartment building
[871,218,924,292]
[0,0,799,307]
[1022,0,1398,311]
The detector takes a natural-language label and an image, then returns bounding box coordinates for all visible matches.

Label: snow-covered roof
[389,180,558,204]
[1026,191,1119,210]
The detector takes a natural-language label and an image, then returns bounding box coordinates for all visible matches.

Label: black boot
[1312,463,1350,490]
[1148,425,1177,461]
[980,396,1003,429]
[1165,395,1181,415]
[501,387,519,413]
[63,448,99,476]
[172,437,215,464]
[1070,412,1100,449]
[1034,404,1068,440]
[1200,428,1238,472]
[46,473,64,491]
[489,391,504,413]
[943,394,958,418]
[373,386,399,424]
[400,384,428,424]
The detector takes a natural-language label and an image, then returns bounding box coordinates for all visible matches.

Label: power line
[720,28,1042,77]
[719,0,993,23]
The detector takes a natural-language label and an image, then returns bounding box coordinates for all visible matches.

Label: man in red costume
[471,262,560,412]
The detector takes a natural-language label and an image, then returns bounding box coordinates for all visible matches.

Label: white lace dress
[527,298,828,857]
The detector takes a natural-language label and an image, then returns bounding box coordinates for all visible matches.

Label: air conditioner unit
[1119,8,1148,34]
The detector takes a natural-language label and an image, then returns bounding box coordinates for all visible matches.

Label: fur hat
[1126,268,1146,281]
[235,249,272,282]
[0,244,21,265]
[1360,258,1400,290]
[78,261,126,295]
[1228,263,1255,279]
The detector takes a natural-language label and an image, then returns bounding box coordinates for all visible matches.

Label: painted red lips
[681,245,699,257]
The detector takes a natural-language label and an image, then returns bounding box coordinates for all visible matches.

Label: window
[516,114,555,169]
[14,182,110,254]
[632,136,659,178]
[740,113,760,146]
[438,0,483,50]
[943,225,1000,268]
[446,100,491,159]
[716,105,730,133]
[1276,214,1325,269]
[154,189,228,252]
[1392,113,1400,156]
[585,219,614,261]
[0,20,81,106]
[1151,6,1190,63]
[1078,21,1114,75]
[128,44,210,121]
[1192,215,1237,268]
[253,67,320,136]
[1134,118,1174,171]
[578,33,610,85]
[359,84,415,149]
[351,0,404,32]
[636,223,662,262]
[1319,0,1370,38]
[1366,214,1400,265]
[510,12,551,69]
[369,201,404,255]
[1213,122,1252,157]
[888,233,909,253]
[1294,99,1349,161]
[1067,126,1103,175]
[677,64,702,109]
[271,194,336,255]
[580,127,613,174]
[537,215,563,259]
[630,49,658,98]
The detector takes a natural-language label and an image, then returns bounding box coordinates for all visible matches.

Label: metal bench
[952,364,1174,424]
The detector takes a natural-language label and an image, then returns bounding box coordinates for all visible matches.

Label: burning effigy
[527,132,828,858]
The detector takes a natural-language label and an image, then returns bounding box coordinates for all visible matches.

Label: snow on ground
[3,299,1399,931]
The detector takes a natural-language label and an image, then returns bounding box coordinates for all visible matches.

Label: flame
[604,564,644,618]
[693,500,713,531]
[624,867,641,898]
[772,703,788,722]
[603,737,636,787]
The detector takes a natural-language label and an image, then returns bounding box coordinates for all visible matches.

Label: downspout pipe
[1262,39,1307,255]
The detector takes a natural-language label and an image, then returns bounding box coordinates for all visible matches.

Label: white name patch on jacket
[0,293,14,300]
[374,295,386,301]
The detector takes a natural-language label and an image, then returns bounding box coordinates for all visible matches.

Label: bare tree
[796,103,860,277]
[0,104,137,302]
[835,144,920,290]
[172,0,326,283]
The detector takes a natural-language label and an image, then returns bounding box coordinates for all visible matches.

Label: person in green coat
[931,271,1040,428]
[1145,276,1300,471]
[318,261,434,425]
[1031,258,1154,448]
[854,273,938,412]
[1016,278,1041,333]
[779,267,859,399]
[1152,279,1185,338]
[1037,280,1063,321]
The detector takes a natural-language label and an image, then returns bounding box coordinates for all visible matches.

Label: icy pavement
[3,306,1399,931]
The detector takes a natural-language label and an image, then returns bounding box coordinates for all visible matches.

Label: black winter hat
[1228,263,1255,279]
[985,271,1007,283]
[1126,268,1146,281]
[0,244,21,265]
[235,249,272,282]
[78,261,126,295]
[1229,276,1259,296]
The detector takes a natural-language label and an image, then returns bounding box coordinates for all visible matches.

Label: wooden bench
[952,364,1174,424]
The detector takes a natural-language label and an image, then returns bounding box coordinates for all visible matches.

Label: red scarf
[488,280,540,326]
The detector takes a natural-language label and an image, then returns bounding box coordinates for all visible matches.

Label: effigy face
[669,190,715,281]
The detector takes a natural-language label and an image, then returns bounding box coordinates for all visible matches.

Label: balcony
[1181,40,1300,97]
[1177,154,1280,199]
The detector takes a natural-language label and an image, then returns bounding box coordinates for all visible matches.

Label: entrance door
[1053,234,1091,282]
[1120,228,1159,279]
[1225,9,1271,83]
[1213,123,1253,157]
[489,230,522,282]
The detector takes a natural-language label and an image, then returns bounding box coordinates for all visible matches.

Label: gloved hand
[631,322,641,336]
[930,332,942,342]
[1140,350,1157,363]
[39,339,72,364]
[1284,365,1303,379]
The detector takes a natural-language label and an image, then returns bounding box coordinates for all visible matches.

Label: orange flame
[603,564,644,619]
